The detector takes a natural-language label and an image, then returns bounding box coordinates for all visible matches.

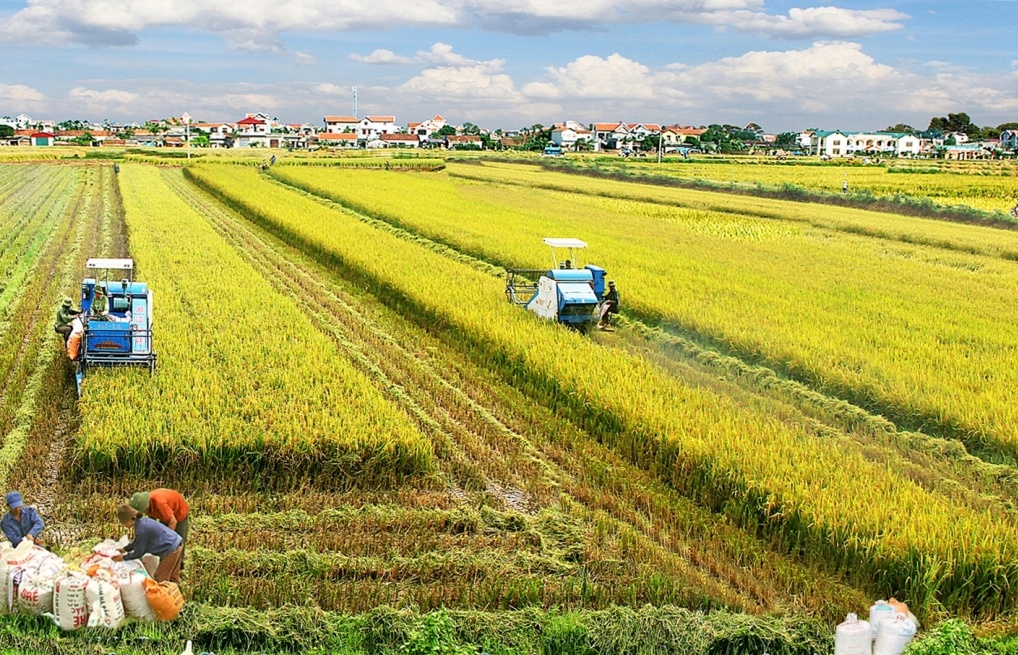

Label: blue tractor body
[506,239,608,331]
[73,259,156,396]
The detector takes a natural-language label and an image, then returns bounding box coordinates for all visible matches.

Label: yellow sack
[142,578,183,621]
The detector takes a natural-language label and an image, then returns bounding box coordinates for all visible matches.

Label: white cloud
[350,49,416,65]
[313,83,349,95]
[0,83,46,105]
[0,0,458,47]
[517,42,1018,130]
[523,54,655,100]
[0,0,908,47]
[293,51,315,65]
[689,7,907,38]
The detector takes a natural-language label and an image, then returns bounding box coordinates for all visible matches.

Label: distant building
[358,116,398,141]
[376,133,421,148]
[323,116,359,133]
[408,115,447,138]
[550,124,594,150]
[809,130,921,157]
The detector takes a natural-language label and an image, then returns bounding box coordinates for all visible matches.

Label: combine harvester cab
[74,258,156,396]
[505,238,607,331]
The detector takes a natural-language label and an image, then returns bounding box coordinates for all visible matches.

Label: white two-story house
[358,116,398,142]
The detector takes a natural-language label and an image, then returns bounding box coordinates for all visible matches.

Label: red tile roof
[446,135,482,142]
[380,134,419,141]
[364,116,395,123]
[317,133,358,141]
[31,132,55,138]
[324,116,358,123]
[592,123,625,131]
[236,116,265,125]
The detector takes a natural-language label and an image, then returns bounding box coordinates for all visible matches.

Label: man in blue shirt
[113,504,183,584]
[1,491,45,547]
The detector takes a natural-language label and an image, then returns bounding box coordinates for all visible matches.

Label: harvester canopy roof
[86,258,134,270]
[542,238,587,249]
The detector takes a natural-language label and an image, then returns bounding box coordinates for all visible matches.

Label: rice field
[2,157,1018,653]
[564,157,1018,214]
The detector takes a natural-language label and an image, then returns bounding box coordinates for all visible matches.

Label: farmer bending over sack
[113,504,183,584]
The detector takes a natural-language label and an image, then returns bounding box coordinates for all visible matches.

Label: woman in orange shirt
[129,488,190,570]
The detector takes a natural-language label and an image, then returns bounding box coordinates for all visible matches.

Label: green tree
[775,132,798,147]
[70,131,94,146]
[460,122,481,136]
[928,112,978,136]
[884,123,915,133]
[640,134,660,151]
[0,125,13,138]
[436,125,457,136]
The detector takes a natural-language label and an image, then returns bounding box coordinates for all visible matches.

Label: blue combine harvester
[73,258,156,396]
[505,238,607,331]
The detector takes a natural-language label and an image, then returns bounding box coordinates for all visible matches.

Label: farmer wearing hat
[1,491,45,548]
[130,489,190,569]
[113,504,183,584]
[598,280,620,330]
[91,285,109,319]
[53,297,81,343]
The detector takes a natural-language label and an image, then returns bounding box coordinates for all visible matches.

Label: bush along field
[4,158,1018,654]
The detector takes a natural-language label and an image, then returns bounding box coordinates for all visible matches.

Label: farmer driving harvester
[90,285,110,319]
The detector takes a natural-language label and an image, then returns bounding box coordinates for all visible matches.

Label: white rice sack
[116,566,154,621]
[2,543,58,614]
[53,570,90,631]
[92,536,129,559]
[86,571,124,629]
[0,558,11,615]
[17,566,62,615]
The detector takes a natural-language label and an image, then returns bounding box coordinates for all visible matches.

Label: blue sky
[1,0,1016,132]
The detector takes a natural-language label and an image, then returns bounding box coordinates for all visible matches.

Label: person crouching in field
[130,489,190,570]
[2,491,45,547]
[113,504,183,584]
[53,297,81,344]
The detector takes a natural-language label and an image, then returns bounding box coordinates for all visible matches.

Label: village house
[374,133,421,148]
[315,132,359,149]
[445,134,483,149]
[193,122,233,148]
[323,115,359,133]
[358,116,398,142]
[54,129,114,146]
[658,126,704,151]
[1002,129,1018,150]
[808,130,922,157]
[408,115,447,138]
[550,123,594,151]
[590,122,630,150]
[232,116,271,148]
[626,123,661,143]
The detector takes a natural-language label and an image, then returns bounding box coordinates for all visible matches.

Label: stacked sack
[0,540,66,616]
[0,536,182,630]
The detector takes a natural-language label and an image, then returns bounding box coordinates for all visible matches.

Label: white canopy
[86,258,134,270]
[542,238,587,249]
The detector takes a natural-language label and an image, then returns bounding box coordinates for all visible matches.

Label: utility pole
[657,124,664,164]
[182,112,191,159]
[352,86,358,118]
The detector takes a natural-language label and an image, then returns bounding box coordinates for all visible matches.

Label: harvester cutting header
[505,238,618,331]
